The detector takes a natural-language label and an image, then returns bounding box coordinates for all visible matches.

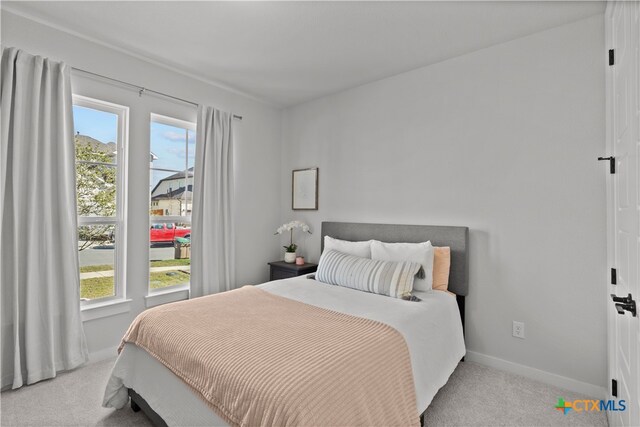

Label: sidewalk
[80,265,190,279]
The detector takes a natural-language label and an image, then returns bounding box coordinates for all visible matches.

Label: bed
[103,221,468,426]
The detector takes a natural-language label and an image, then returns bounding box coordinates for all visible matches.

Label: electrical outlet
[512,321,525,339]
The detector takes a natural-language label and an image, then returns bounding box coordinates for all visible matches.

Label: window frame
[74,94,129,306]
[148,113,196,294]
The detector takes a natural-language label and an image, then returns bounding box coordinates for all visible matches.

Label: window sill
[81,298,132,322]
[145,286,189,308]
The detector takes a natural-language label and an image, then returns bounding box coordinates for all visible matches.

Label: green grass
[80,264,114,273]
[80,270,190,300]
[148,258,191,268]
[80,276,116,300]
[79,258,190,273]
[149,270,190,290]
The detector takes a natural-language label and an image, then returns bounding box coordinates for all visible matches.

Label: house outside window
[148,114,196,293]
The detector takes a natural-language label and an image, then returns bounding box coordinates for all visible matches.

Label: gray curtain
[1,47,88,389]
[190,105,235,297]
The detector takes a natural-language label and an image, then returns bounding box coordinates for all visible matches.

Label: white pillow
[371,240,434,292]
[323,236,372,258]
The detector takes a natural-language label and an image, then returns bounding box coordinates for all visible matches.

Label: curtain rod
[71,67,243,121]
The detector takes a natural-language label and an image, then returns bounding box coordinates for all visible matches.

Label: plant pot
[284,252,297,263]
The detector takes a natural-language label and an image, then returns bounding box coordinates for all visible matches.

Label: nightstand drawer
[270,269,299,281]
[268,261,318,281]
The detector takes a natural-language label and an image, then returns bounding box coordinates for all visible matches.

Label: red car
[150,223,191,244]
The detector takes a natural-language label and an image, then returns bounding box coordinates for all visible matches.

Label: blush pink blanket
[120,286,419,426]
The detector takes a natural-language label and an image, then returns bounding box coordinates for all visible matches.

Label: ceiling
[2,1,605,107]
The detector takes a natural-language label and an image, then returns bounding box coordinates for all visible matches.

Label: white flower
[274,221,312,236]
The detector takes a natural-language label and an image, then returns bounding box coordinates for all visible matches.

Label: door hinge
[609,49,615,66]
[612,379,618,397]
[598,156,615,174]
[611,268,617,285]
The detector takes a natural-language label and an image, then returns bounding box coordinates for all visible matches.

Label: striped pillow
[316,250,423,299]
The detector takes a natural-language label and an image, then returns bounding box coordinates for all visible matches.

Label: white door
[606,1,640,426]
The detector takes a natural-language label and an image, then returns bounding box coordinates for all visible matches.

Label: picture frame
[292,167,318,210]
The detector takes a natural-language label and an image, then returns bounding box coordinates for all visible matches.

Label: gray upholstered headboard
[321,222,469,296]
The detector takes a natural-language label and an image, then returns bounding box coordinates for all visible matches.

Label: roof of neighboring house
[163,167,194,181]
[151,185,193,201]
[151,167,194,195]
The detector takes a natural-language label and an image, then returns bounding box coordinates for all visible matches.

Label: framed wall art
[292,167,318,210]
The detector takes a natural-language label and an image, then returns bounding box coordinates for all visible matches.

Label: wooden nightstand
[268,261,318,281]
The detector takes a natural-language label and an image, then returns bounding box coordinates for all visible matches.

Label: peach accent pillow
[432,246,451,292]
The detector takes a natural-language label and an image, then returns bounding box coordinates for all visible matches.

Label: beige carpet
[0,358,607,426]
[0,358,151,427]
[424,362,608,427]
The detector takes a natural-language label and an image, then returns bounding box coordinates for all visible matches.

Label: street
[78,243,174,267]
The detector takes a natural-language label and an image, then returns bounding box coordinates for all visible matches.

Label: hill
[74,134,116,155]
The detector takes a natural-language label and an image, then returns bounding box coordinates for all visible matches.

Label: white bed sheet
[103,277,466,426]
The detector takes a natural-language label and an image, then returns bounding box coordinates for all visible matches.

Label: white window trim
[74,94,130,307]
[148,113,195,295]
[145,286,189,308]
[81,298,133,322]
[151,113,196,131]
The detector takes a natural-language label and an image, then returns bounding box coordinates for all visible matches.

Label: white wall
[281,16,607,390]
[1,11,283,357]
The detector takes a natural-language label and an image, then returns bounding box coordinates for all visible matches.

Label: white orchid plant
[275,221,312,253]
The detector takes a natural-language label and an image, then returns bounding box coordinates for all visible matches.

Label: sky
[150,122,195,170]
[73,105,195,191]
[73,105,117,143]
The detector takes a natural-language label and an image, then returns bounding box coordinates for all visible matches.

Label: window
[73,95,128,303]
[149,114,195,293]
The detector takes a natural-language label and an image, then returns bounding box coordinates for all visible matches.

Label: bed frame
[129,221,469,426]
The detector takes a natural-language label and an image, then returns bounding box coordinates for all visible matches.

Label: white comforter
[103,276,466,426]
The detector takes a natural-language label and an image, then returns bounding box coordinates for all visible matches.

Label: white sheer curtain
[1,47,88,389]
[190,106,236,298]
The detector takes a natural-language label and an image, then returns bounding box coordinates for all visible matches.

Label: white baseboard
[465,350,607,399]
[88,346,118,363]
